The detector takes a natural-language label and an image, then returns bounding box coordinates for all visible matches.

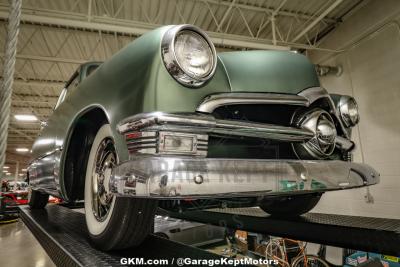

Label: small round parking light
[338,96,360,127]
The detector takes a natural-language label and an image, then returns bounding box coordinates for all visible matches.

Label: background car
[8,181,28,192]
[2,192,28,205]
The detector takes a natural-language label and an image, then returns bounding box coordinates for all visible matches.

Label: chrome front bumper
[109,157,379,198]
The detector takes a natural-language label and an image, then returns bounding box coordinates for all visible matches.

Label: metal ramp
[19,204,400,267]
[169,207,400,257]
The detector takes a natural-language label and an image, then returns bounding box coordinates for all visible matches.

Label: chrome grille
[125,131,157,154]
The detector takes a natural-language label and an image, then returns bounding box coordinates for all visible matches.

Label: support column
[0,0,22,179]
[14,161,19,183]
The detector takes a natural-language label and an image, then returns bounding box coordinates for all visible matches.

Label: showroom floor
[0,221,55,267]
[0,211,230,267]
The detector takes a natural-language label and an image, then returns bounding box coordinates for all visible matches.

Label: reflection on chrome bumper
[110,157,379,198]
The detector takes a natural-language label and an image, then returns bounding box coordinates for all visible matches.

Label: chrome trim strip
[213,118,313,141]
[110,156,380,198]
[33,146,63,162]
[117,112,314,142]
[196,93,309,113]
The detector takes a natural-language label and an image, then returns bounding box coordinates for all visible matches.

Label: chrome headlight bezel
[338,96,360,127]
[161,24,217,88]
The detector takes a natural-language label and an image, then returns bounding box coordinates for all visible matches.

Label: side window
[86,64,99,77]
[66,73,80,94]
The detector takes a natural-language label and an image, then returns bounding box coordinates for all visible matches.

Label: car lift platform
[20,205,400,267]
[169,207,400,257]
[19,205,223,267]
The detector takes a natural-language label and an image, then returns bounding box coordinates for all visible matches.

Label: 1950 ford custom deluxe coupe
[27,24,379,250]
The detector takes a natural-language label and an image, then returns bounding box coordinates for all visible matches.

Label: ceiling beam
[10,121,41,125]
[10,78,65,87]
[0,5,290,51]
[0,53,85,64]
[12,99,56,105]
[7,141,34,144]
[8,129,40,133]
[12,104,53,109]
[202,0,337,23]
[6,139,35,143]
[291,0,344,42]
[8,135,37,138]
[14,93,58,99]
[5,152,30,164]
[8,126,35,141]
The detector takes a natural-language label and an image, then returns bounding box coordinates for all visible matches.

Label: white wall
[309,0,400,219]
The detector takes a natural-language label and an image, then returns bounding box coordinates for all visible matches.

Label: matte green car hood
[218,50,320,94]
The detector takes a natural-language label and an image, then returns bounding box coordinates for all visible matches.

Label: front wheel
[259,194,322,217]
[84,124,157,251]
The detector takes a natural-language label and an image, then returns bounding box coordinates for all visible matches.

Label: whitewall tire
[84,124,157,250]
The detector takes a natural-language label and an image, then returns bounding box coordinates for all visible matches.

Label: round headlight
[338,96,360,127]
[175,30,214,78]
[293,109,337,159]
[161,25,217,87]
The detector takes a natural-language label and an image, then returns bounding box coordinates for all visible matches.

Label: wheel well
[63,108,108,202]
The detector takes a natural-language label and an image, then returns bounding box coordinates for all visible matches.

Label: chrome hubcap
[91,138,117,221]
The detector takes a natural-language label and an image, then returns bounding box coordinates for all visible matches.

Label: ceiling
[0,0,365,177]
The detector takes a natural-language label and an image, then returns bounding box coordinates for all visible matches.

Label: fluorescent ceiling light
[16,148,30,152]
[21,168,27,172]
[14,114,38,121]
[6,173,11,175]
[3,166,9,169]
[3,170,8,173]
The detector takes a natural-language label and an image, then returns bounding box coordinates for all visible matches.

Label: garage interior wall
[309,0,400,219]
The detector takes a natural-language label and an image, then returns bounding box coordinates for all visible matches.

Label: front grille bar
[196,92,309,113]
[118,112,314,142]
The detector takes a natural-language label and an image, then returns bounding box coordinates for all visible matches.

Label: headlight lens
[161,25,217,87]
[174,30,214,78]
[339,96,360,127]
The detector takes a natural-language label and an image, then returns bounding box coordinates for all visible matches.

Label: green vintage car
[27,24,379,251]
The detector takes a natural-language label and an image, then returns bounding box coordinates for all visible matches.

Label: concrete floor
[0,220,55,267]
